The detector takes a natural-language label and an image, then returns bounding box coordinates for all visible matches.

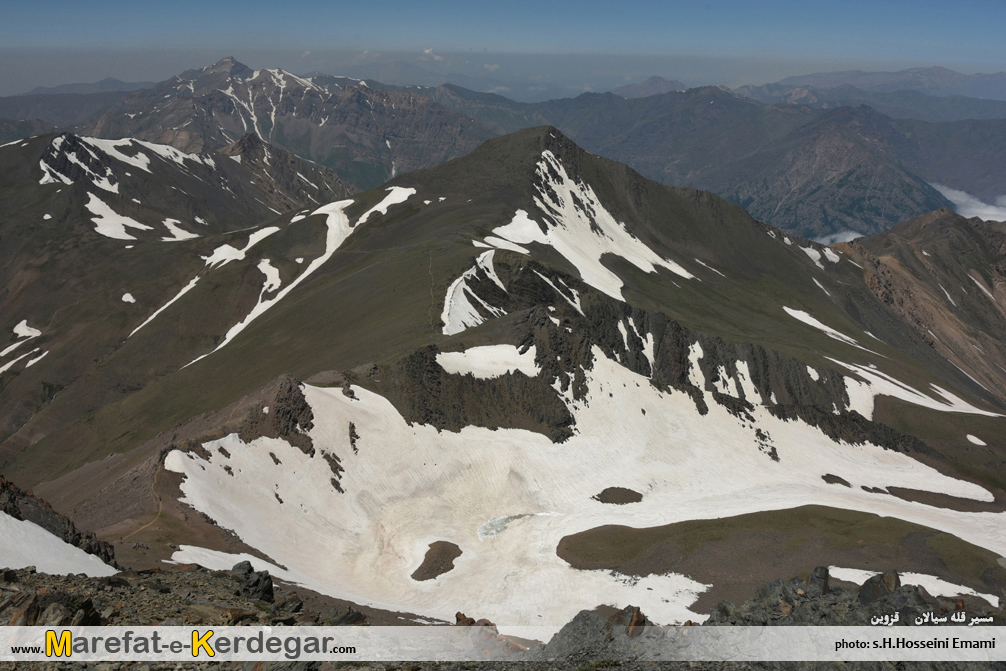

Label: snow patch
[487,151,694,299]
[84,193,153,241]
[441,251,507,336]
[257,259,281,293]
[437,345,539,379]
[783,307,867,351]
[129,276,200,338]
[24,351,47,368]
[970,275,997,302]
[0,349,38,375]
[828,358,1002,419]
[161,218,199,242]
[939,284,957,307]
[187,199,357,366]
[0,512,116,576]
[357,186,416,225]
[829,566,998,607]
[967,434,987,446]
[202,227,281,268]
[13,320,40,339]
[121,293,135,303]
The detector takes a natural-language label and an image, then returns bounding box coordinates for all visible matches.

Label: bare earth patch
[556,504,1006,613]
[411,540,463,581]
[592,486,643,504]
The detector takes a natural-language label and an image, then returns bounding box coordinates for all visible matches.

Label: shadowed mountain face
[2,126,1005,629]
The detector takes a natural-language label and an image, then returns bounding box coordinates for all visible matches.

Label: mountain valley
[1,119,1004,635]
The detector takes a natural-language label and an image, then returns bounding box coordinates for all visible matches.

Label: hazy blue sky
[2,0,1004,97]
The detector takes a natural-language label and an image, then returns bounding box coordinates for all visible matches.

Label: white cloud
[813,231,862,245]
[484,63,501,72]
[931,183,1006,222]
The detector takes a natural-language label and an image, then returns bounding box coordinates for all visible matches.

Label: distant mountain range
[24,77,155,96]
[2,59,1006,239]
[775,66,1006,100]
[735,83,1006,122]
[610,76,686,98]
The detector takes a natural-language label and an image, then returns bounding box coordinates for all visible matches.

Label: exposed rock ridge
[379,252,936,459]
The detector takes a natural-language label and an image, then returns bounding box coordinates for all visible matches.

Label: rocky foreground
[2,563,1005,670]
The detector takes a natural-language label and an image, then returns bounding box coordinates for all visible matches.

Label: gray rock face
[232,561,274,603]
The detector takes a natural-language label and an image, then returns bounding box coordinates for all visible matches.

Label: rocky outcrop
[238,376,316,456]
[0,474,117,567]
[374,253,943,461]
[705,567,1004,632]
[373,344,575,442]
[0,562,362,628]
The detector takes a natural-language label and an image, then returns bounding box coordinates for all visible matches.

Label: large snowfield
[167,342,1005,636]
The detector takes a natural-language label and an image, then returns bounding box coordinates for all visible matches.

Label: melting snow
[970,275,997,302]
[13,320,41,339]
[487,152,694,299]
[161,219,200,242]
[783,307,867,351]
[0,348,38,374]
[187,199,357,366]
[121,293,135,303]
[80,137,215,173]
[202,227,281,268]
[441,251,507,335]
[694,258,725,277]
[532,270,583,316]
[827,358,1001,419]
[129,277,200,338]
[24,351,47,368]
[482,235,529,254]
[0,512,116,576]
[43,214,51,221]
[168,346,1000,635]
[357,186,416,225]
[257,259,282,293]
[436,345,539,379]
[967,434,987,446]
[939,284,957,307]
[829,567,998,607]
[84,193,153,240]
[801,246,825,270]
